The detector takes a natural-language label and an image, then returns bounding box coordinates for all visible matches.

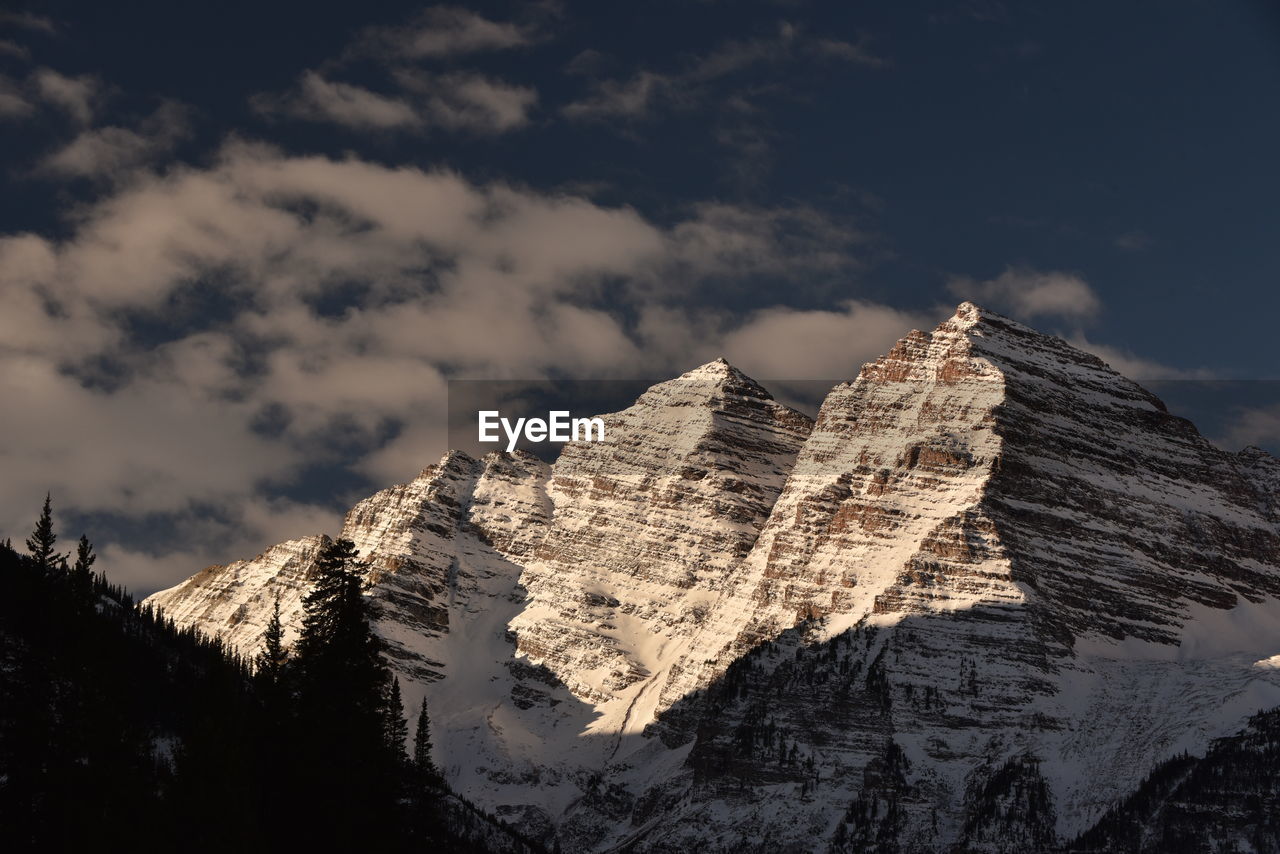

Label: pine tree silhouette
[256,596,288,683]
[292,537,401,846]
[70,534,96,611]
[414,694,437,778]
[0,499,525,853]
[384,674,409,762]
[25,494,59,571]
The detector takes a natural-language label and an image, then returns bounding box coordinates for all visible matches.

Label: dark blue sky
[2,0,1279,590]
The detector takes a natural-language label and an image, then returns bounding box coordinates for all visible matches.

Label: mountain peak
[858,300,1119,392]
[944,300,1040,337]
[645,358,775,405]
[682,356,748,381]
[952,299,984,323]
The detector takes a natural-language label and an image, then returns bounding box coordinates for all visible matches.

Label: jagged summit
[681,356,756,382]
[951,298,1035,328]
[689,355,735,372]
[861,301,1118,386]
[637,356,778,409]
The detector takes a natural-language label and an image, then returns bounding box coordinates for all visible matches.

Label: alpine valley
[145,303,1280,853]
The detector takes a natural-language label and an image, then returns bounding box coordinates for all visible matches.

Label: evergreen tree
[26,493,59,571]
[414,695,436,777]
[295,538,388,720]
[292,537,401,846]
[384,674,409,761]
[72,534,95,575]
[256,596,288,683]
[70,534,96,610]
[297,539,371,667]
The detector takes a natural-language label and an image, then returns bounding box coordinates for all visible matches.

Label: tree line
[0,495,539,853]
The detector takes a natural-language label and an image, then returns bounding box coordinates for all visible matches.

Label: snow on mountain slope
[145,535,325,653]
[144,304,1280,852]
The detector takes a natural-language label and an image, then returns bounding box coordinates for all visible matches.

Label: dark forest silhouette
[0,496,540,853]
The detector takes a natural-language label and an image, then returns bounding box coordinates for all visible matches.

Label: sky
[2,0,1279,593]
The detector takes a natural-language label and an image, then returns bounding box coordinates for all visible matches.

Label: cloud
[1067,335,1213,381]
[0,74,32,118]
[394,71,537,133]
[948,266,1101,322]
[0,12,56,33]
[1114,230,1153,251]
[716,301,934,379]
[256,70,536,134]
[0,38,30,60]
[98,495,345,594]
[562,70,668,120]
[812,37,887,67]
[33,67,102,124]
[351,6,533,60]
[1215,405,1280,454]
[564,48,610,77]
[665,201,868,281]
[254,72,422,129]
[563,22,885,122]
[559,21,883,187]
[40,101,190,179]
[0,140,879,584]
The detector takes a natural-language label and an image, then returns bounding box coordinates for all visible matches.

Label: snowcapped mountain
[145,303,1280,852]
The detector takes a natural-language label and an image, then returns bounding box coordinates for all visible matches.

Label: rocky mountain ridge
[146,303,1280,852]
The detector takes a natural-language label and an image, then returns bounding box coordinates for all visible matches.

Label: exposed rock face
[510,359,812,709]
[144,304,1280,853]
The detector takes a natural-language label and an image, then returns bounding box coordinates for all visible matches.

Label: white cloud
[0,353,295,521]
[254,72,422,129]
[99,495,344,594]
[667,202,868,278]
[0,12,56,33]
[812,37,888,68]
[562,70,668,120]
[948,266,1101,322]
[563,22,885,121]
[717,301,934,379]
[33,68,102,124]
[353,6,533,60]
[40,101,190,179]
[394,71,537,133]
[1067,335,1213,381]
[0,141,877,585]
[1114,230,1153,251]
[0,74,32,118]
[0,39,30,61]
[256,70,536,134]
[1216,405,1280,454]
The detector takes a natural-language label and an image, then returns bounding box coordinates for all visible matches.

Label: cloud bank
[0,140,909,589]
